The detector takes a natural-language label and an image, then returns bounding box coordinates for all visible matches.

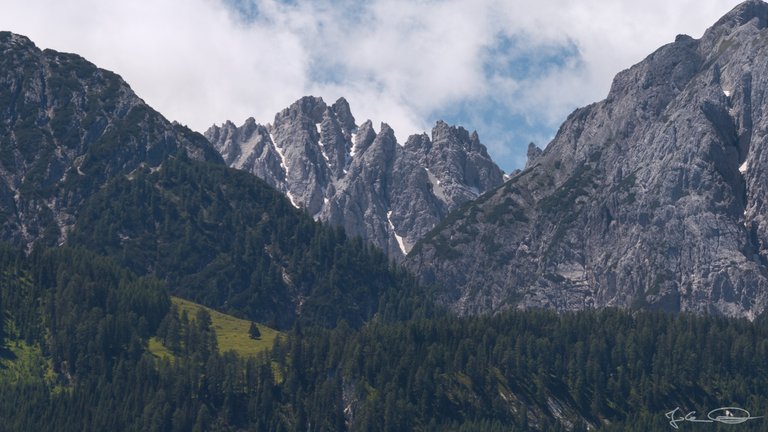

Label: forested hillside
[1,248,766,431]
[64,153,426,328]
[1,30,427,332]
[67,153,425,329]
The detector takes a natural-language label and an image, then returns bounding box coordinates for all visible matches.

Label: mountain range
[3,1,768,430]
[0,30,421,330]
[4,2,768,323]
[202,0,768,322]
[406,0,768,320]
[205,97,504,260]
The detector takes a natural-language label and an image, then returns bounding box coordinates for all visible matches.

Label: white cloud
[1,0,309,131]
[0,0,744,170]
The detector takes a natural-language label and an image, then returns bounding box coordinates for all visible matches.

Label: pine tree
[249,322,261,339]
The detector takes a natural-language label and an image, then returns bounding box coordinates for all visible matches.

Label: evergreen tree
[249,322,261,339]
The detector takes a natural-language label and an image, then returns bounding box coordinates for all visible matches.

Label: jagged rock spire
[206,97,505,259]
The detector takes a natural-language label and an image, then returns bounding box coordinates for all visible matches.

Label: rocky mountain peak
[700,0,768,54]
[377,123,396,143]
[0,31,221,247]
[353,120,377,155]
[712,0,768,32]
[207,99,505,260]
[406,1,768,320]
[361,123,397,168]
[278,95,327,123]
[0,32,37,56]
[403,132,431,154]
[330,97,356,131]
[432,121,472,149]
[525,143,543,169]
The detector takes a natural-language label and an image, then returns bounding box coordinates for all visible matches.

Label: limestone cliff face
[206,97,504,260]
[407,0,768,319]
[0,31,222,247]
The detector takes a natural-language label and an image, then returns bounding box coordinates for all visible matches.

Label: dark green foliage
[249,321,261,339]
[264,308,768,431]
[430,234,464,260]
[0,244,169,378]
[1,244,767,431]
[155,304,217,359]
[537,163,596,216]
[0,244,285,431]
[69,154,423,329]
[484,196,529,225]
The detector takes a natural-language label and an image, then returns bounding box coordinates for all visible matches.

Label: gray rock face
[407,0,768,320]
[525,143,543,169]
[0,32,221,248]
[206,97,505,259]
[204,118,286,190]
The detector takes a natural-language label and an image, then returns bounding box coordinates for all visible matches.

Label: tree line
[1,242,767,430]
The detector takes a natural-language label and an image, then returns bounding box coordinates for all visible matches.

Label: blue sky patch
[483,33,581,82]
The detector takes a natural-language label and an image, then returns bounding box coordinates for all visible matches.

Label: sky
[0,0,744,172]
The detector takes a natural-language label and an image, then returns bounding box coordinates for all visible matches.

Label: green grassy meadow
[149,296,282,360]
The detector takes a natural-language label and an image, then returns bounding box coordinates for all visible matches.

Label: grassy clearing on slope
[149,296,281,360]
[0,340,55,386]
[0,311,56,387]
[148,337,175,361]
